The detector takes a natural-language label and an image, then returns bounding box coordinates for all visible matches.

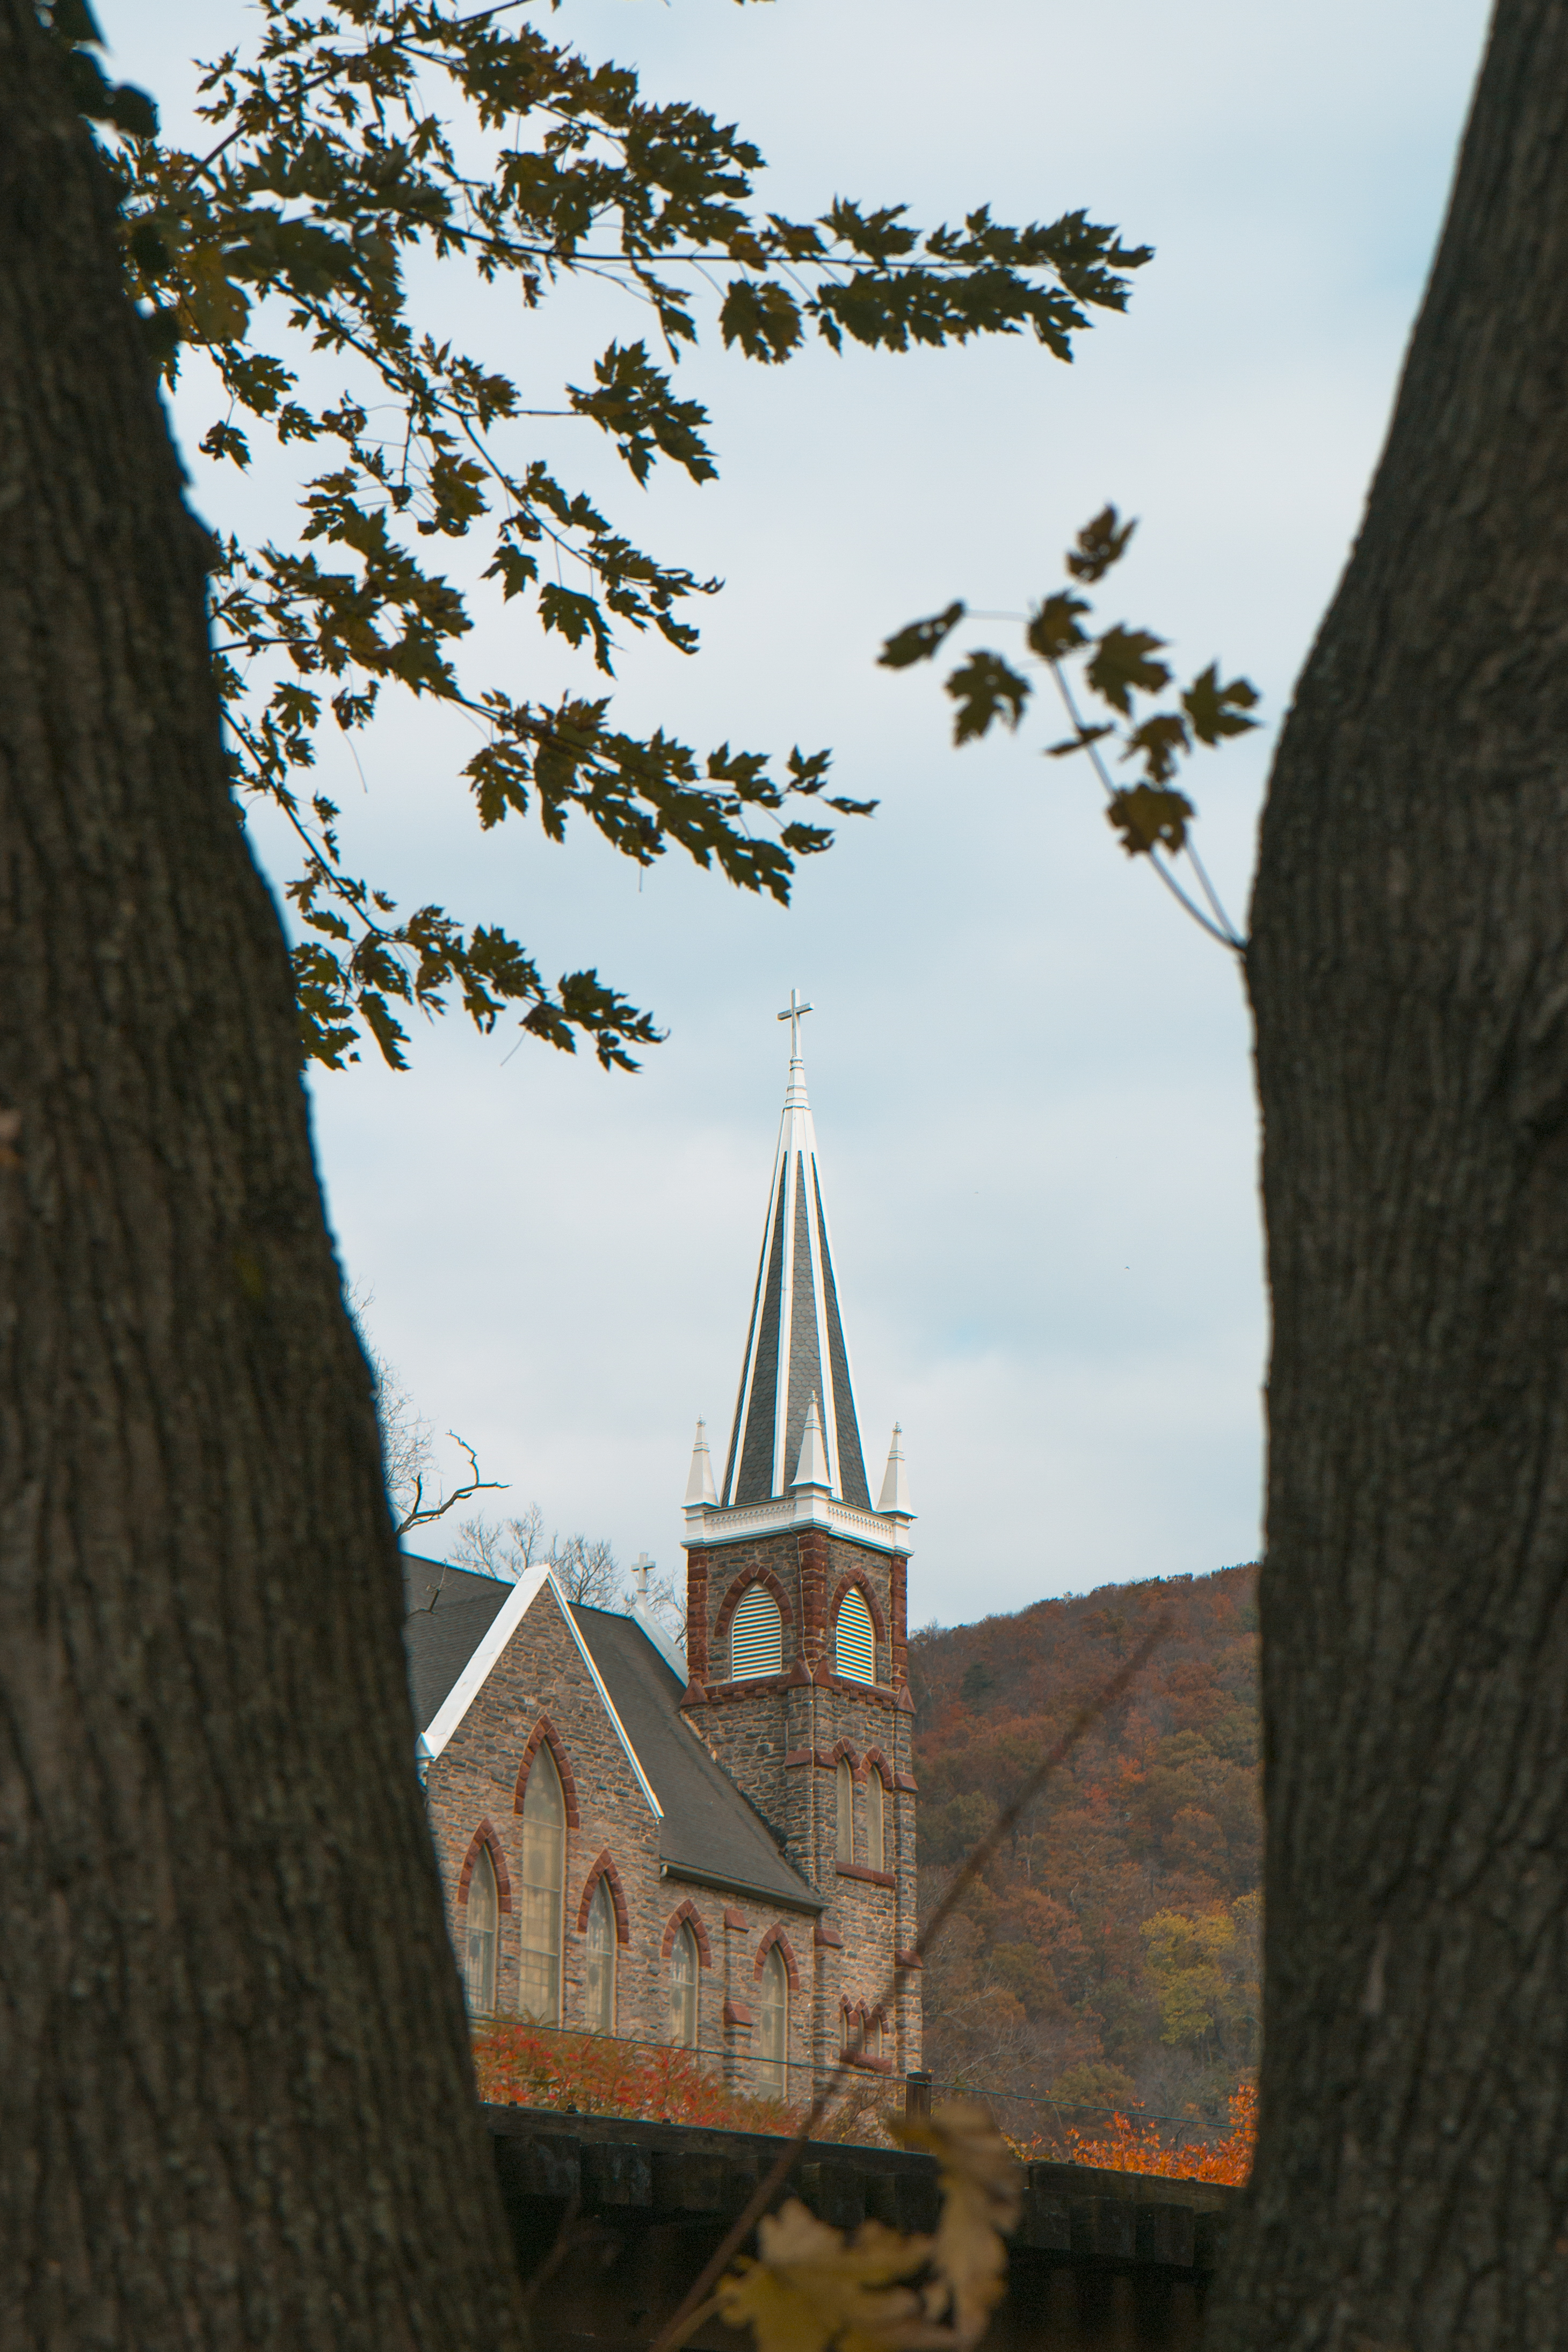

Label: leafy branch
[50,0,1152,1070]
[879,509,1258,952]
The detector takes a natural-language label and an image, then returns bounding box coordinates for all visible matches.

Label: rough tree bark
[0,11,528,2347]
[1206,2,1568,2345]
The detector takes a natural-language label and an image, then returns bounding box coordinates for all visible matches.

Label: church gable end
[417,1572,662,2031]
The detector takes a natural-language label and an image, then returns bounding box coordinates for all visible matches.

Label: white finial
[631,1551,655,1600]
[684,1418,718,1507]
[777,988,814,1061]
[877,1422,911,1515]
[791,1393,829,1489]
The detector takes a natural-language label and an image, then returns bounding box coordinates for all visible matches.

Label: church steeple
[720,993,872,1512]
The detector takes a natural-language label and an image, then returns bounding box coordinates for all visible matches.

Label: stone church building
[402,1012,920,2092]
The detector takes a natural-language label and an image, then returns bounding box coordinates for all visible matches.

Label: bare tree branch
[395,1434,508,1537]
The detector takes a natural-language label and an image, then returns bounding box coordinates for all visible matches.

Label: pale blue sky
[99,0,1491,1623]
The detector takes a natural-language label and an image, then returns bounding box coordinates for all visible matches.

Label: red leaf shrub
[472,2020,807,2134]
[1020,2082,1254,2185]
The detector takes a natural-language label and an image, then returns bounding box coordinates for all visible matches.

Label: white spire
[719,999,873,1511]
[877,1422,911,1516]
[791,1393,829,1489]
[684,1418,718,1507]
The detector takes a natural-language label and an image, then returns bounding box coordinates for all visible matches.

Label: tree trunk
[1206,3,1568,2344]
[0,13,527,2346]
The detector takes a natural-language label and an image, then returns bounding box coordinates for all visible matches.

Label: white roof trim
[419,1567,662,1822]
[629,1598,688,1685]
[550,1573,663,1820]
[421,1564,550,1761]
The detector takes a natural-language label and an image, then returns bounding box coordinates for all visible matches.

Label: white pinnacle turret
[684,1418,718,1507]
[877,1422,911,1516]
[791,1393,829,1489]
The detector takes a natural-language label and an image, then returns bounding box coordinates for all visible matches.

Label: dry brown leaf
[715,2197,932,2352]
[887,2101,1021,2347]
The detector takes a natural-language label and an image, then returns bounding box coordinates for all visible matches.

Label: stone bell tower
[681,993,920,2075]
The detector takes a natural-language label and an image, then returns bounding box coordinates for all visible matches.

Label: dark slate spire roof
[721,1015,871,1511]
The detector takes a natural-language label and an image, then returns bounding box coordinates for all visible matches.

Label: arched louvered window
[518,1744,565,2023]
[666,1922,699,2048]
[464,1844,497,2015]
[757,1946,789,2095]
[836,1758,854,1867]
[730,1584,783,1679]
[867,1768,885,1873]
[835,1588,876,1682]
[585,1876,616,2036]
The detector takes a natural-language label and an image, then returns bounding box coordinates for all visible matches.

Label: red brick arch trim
[830,1572,887,1646]
[513,1715,580,1827]
[753,1924,800,1994]
[575,1849,630,1946]
[661,1899,714,1968]
[456,1819,512,1912]
[825,1738,860,1769]
[861,1747,893,1789]
[712,1567,796,1673]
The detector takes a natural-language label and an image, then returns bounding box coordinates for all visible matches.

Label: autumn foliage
[1038,2082,1255,2186]
[912,1564,1260,2139]
[471,2019,804,2134]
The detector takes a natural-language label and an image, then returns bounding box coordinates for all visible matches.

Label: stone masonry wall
[683,1527,921,2078]
[424,1579,826,2093]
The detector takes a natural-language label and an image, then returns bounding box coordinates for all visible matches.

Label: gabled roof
[401,1556,659,1816]
[403,1561,813,1907]
[402,1554,513,1730]
[720,1034,871,1511]
[571,1606,822,1915]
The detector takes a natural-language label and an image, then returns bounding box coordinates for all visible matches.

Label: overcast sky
[100,0,1491,1627]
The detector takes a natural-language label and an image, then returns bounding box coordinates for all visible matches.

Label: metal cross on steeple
[777,989,814,1059]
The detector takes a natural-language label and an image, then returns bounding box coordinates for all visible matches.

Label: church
[402,1004,921,2094]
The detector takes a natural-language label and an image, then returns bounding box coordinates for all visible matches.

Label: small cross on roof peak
[777,988,813,1060]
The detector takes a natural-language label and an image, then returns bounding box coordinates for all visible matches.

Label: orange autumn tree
[1047,2082,1255,2187]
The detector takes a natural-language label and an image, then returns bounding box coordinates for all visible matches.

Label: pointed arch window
[835,1588,876,1682]
[585,1876,616,2036]
[731,1584,783,1679]
[666,1921,699,2048]
[757,1946,789,2095]
[867,1768,885,1874]
[464,1845,498,2015]
[518,1744,565,2022]
[836,1758,854,1867]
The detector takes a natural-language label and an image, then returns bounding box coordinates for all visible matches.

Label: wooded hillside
[911,1564,1260,2137]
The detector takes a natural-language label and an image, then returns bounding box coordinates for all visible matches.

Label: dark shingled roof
[571,1606,822,1915]
[402,1554,512,1732]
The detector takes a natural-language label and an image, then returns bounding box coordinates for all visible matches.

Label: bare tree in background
[348,1287,505,1538]
[453,1511,616,1603]
[453,1512,686,1650]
